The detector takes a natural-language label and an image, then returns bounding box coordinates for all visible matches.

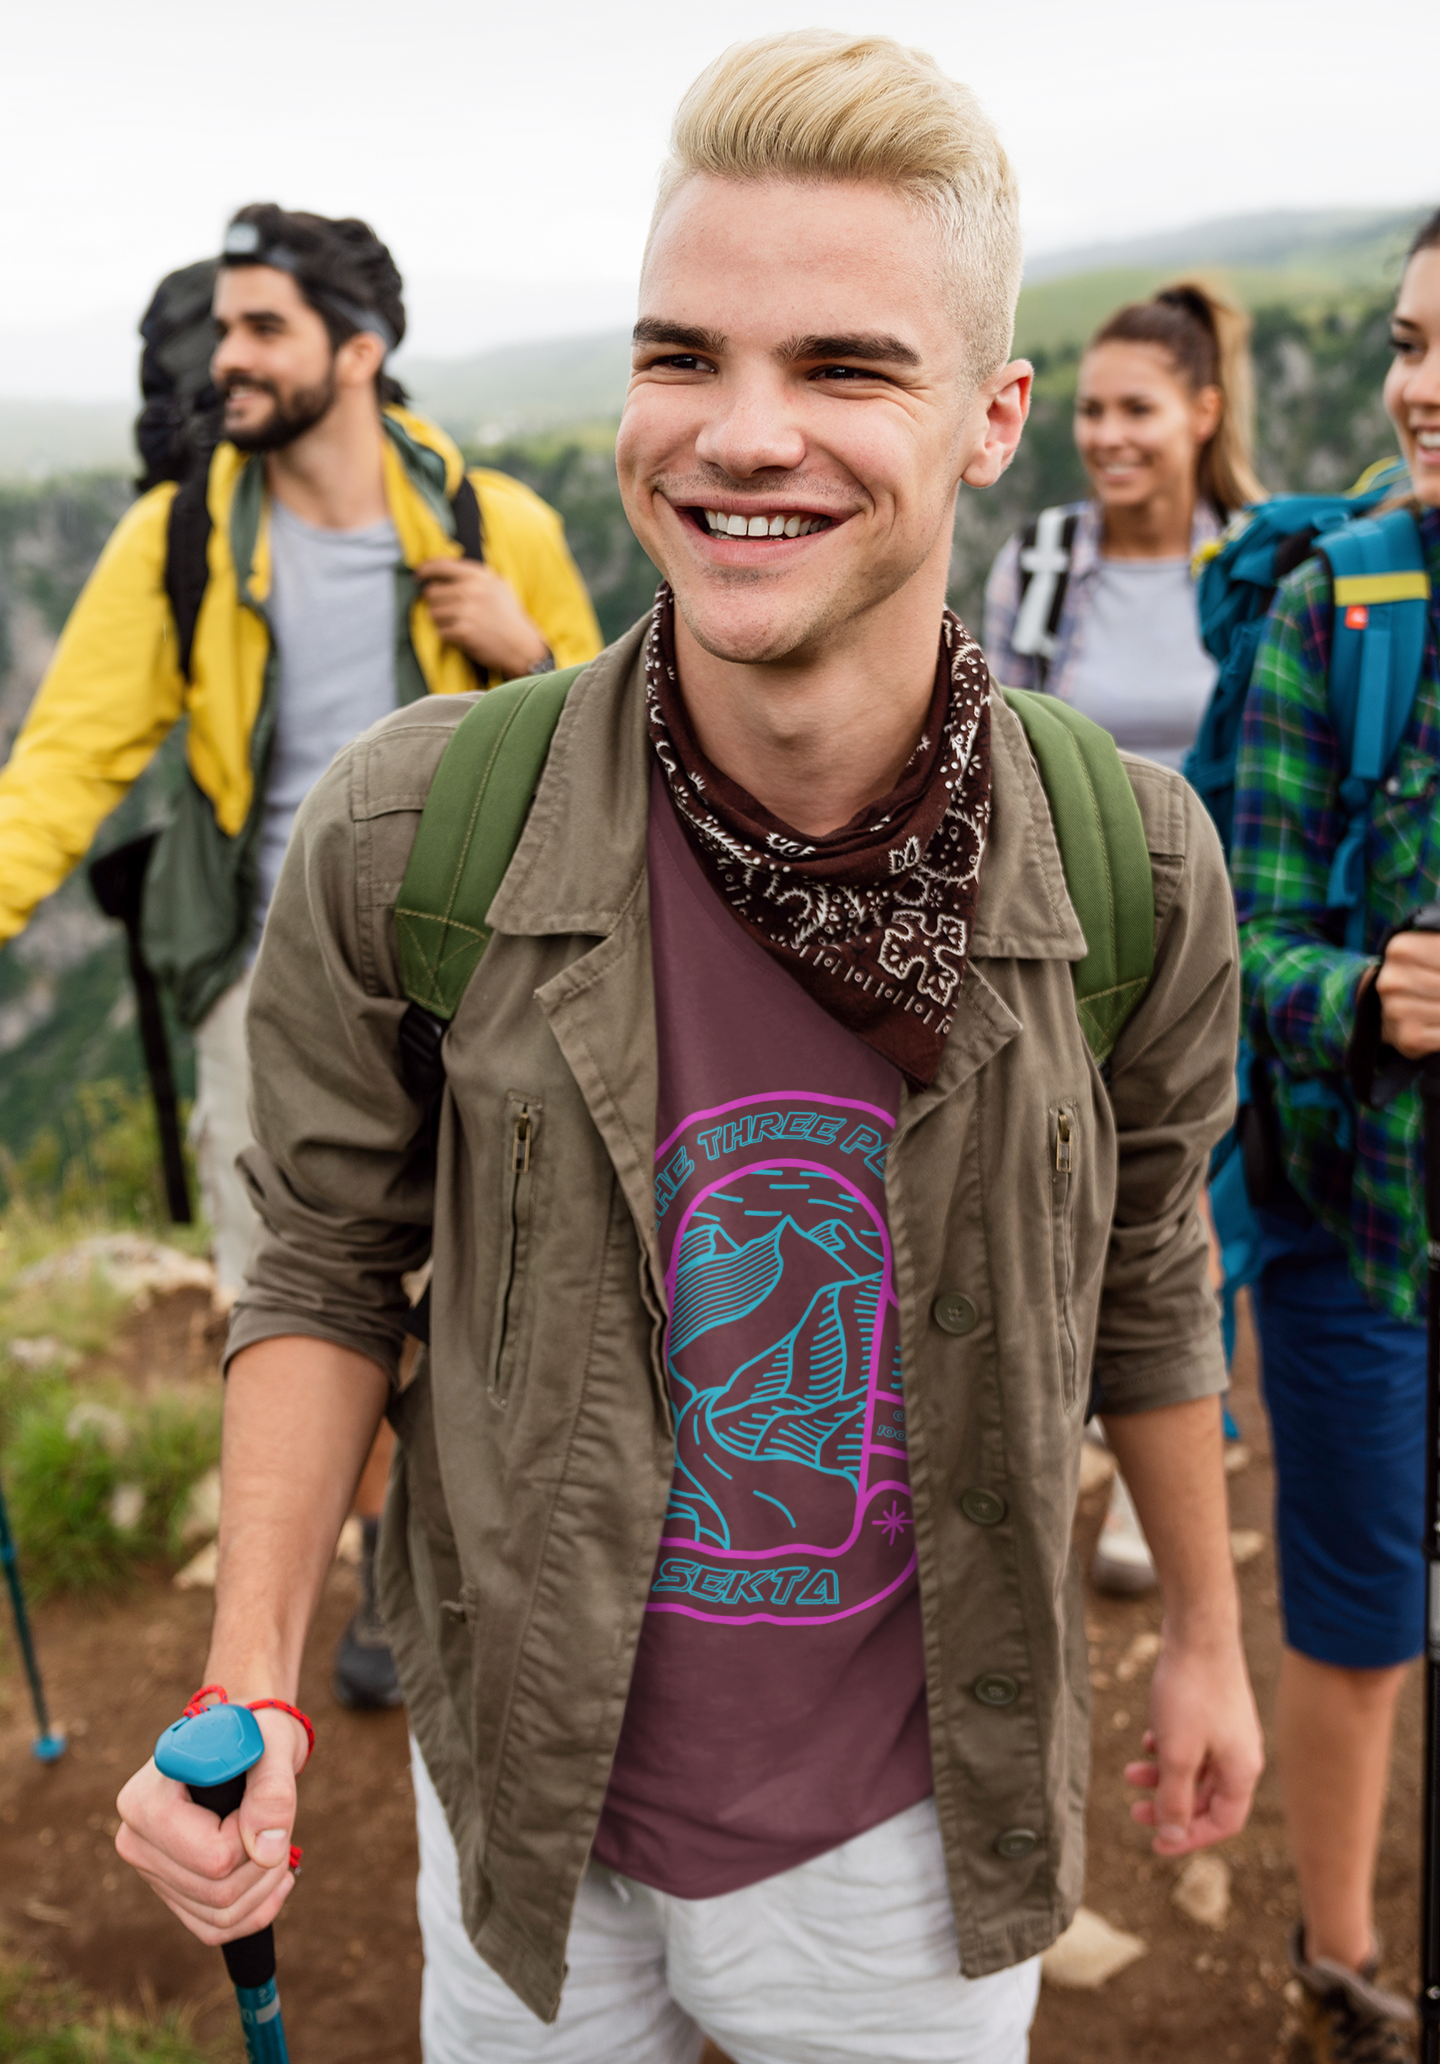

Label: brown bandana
[645,586,992,1089]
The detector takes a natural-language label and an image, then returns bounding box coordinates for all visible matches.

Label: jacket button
[994,1826,1039,1861]
[974,1672,1020,1708]
[960,1487,1007,1527]
[933,1291,978,1336]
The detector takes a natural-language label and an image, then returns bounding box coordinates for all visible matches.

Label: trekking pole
[1413,901,1440,2064]
[0,1468,66,1761]
[154,1704,292,2062]
[88,832,193,1225]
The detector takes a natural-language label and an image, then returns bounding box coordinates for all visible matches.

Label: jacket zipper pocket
[489,1094,541,1405]
[1050,1104,1079,1405]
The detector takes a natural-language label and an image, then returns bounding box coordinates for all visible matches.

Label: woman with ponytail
[985,281,1261,1598]
[984,278,1263,767]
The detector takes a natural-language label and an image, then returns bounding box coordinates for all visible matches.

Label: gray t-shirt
[253,500,401,940]
[1065,556,1217,771]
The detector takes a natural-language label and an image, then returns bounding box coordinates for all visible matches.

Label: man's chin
[671,586,834,670]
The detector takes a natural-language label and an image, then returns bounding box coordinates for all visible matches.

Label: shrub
[0,1953,222,2062]
[2,1389,220,1598]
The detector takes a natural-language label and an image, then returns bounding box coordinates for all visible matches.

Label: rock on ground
[1042,1906,1148,1990]
[1172,1853,1232,1930]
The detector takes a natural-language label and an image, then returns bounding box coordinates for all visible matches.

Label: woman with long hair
[1230,210,1440,2063]
[985,278,1264,765]
[985,281,1262,1596]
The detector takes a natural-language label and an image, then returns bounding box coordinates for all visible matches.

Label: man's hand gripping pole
[154,1703,293,2063]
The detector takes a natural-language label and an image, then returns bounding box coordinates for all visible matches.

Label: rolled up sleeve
[225,716,455,1383]
[1094,766,1238,1414]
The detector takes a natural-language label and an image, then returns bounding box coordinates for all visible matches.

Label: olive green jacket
[228,617,1237,2022]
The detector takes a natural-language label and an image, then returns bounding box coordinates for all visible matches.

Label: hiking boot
[333,1518,403,1711]
[1090,1470,1158,1596]
[1286,1922,1415,2063]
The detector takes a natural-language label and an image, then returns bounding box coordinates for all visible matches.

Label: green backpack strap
[1001,688,1155,1065]
[395,666,585,1019]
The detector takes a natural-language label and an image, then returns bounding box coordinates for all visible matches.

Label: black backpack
[132,257,487,679]
[135,259,224,496]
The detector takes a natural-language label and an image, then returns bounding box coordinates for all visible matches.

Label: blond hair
[1090,279,1265,515]
[647,32,1022,382]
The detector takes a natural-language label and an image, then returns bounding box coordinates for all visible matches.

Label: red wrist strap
[183,1686,316,1770]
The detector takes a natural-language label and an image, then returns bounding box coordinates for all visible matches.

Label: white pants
[190,965,260,1294]
[413,1743,1040,2064]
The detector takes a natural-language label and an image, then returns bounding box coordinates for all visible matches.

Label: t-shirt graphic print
[591,769,933,1900]
[654,1092,913,1623]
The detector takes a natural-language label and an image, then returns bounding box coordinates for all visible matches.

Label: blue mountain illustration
[665,1211,885,1551]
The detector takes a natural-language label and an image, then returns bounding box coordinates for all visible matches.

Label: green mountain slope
[0,271,1413,1200]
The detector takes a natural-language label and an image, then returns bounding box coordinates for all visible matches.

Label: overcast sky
[2,0,1433,395]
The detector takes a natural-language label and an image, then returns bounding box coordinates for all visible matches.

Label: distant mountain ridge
[1022,206,1426,286]
[0,204,1424,476]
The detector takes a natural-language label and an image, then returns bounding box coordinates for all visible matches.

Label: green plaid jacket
[1231,506,1440,1320]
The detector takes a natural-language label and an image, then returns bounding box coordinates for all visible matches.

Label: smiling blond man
[116,34,1261,2063]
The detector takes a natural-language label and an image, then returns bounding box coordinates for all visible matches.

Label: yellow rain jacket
[0,407,602,1022]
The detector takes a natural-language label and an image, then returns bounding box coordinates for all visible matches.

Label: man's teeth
[702,510,829,538]
[1417,431,1440,450]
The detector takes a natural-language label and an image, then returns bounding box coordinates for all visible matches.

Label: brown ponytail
[1089,277,1265,517]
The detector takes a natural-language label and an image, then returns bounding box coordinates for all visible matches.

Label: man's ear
[336,329,388,392]
[960,360,1033,490]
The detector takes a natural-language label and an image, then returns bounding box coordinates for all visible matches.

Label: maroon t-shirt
[590,771,933,1897]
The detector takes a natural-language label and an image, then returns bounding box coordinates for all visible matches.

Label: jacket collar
[492,623,1086,971]
[205,405,468,606]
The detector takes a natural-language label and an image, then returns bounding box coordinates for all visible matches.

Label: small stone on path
[1115,1630,1162,1682]
[1078,1443,1116,1497]
[174,1541,219,1590]
[6,1335,79,1371]
[1172,1852,1231,1929]
[1041,1905,1148,1989]
[1229,1529,1265,1566]
[179,1465,222,1545]
[20,1233,215,1308]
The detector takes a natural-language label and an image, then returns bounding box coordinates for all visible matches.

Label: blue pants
[1253,1228,1426,1670]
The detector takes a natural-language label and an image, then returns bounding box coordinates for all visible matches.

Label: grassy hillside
[0,280,1410,1198]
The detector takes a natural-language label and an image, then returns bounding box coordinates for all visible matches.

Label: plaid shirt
[1232,506,1440,1320]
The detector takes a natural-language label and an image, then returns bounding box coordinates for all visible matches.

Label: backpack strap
[395,665,585,1020]
[164,462,486,688]
[450,474,485,562]
[164,465,214,682]
[1002,687,1155,1065]
[1319,508,1431,949]
[1011,507,1080,689]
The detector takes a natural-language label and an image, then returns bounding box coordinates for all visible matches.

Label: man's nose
[694,371,806,479]
[210,330,250,381]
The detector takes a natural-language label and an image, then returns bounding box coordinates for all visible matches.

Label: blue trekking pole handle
[154,1705,292,2063]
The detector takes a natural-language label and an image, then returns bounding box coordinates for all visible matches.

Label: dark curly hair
[220,203,408,406]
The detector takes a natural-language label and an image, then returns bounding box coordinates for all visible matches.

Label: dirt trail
[0,1296,1422,2061]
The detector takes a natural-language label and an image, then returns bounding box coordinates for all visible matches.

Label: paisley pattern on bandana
[644,587,993,1088]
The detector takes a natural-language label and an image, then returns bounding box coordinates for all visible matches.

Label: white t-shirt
[252,499,401,941]
[1064,556,1217,771]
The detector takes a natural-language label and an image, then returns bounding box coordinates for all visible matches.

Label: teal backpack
[1186,460,1432,1354]
[392,671,1156,1070]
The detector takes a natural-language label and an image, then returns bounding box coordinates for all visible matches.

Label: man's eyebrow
[782,332,922,367]
[632,318,726,354]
